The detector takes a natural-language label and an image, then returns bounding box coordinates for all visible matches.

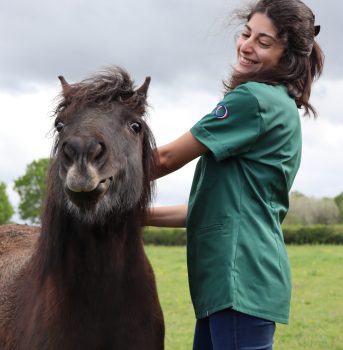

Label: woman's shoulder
[222,82,276,110]
[230,82,294,107]
[223,82,260,103]
[222,82,298,124]
[234,81,287,95]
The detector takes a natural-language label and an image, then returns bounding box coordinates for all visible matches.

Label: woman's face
[235,12,284,74]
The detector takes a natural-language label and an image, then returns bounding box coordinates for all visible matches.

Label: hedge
[282,225,343,245]
[143,225,343,246]
[143,227,187,246]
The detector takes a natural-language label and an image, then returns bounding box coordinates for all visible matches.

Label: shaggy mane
[55,66,149,116]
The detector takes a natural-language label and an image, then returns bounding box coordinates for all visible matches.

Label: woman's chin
[234,63,259,75]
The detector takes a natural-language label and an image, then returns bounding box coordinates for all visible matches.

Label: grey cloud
[0,0,340,93]
[0,0,237,91]
[307,0,342,79]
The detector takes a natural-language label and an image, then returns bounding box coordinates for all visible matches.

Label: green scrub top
[188,82,301,324]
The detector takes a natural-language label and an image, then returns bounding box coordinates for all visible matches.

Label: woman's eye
[241,32,250,39]
[129,121,142,134]
[259,41,271,48]
[55,119,65,132]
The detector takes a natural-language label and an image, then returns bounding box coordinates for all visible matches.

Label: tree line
[1,158,343,225]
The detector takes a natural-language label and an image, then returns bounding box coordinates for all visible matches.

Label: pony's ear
[136,76,151,98]
[58,75,70,95]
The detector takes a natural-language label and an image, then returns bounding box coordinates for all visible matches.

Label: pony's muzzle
[60,136,114,207]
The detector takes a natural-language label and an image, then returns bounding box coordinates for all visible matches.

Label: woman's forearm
[145,204,188,228]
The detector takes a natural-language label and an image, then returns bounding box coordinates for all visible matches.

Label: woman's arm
[146,132,207,227]
[153,131,208,179]
[145,204,188,228]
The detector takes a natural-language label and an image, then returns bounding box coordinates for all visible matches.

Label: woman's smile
[238,56,259,66]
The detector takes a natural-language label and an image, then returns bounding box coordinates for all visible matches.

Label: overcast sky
[1,0,342,222]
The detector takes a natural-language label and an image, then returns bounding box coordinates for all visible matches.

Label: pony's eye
[129,121,142,134]
[55,119,65,132]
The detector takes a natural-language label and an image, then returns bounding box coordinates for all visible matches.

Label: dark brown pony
[0,67,164,349]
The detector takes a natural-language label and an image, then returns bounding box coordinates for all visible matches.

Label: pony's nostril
[62,137,84,163]
[62,139,105,164]
[99,176,113,185]
[63,143,77,162]
[92,143,105,161]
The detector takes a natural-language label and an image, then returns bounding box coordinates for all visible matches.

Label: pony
[0,67,164,349]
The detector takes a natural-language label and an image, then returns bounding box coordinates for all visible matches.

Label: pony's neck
[36,202,143,284]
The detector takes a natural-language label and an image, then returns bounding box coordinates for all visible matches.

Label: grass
[145,245,343,350]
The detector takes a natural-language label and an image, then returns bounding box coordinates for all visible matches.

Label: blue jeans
[192,308,276,350]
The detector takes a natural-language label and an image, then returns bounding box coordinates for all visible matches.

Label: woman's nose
[240,38,254,53]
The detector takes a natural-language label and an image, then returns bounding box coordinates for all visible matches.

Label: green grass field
[145,245,343,350]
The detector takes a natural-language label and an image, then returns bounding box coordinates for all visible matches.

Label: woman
[146,0,324,349]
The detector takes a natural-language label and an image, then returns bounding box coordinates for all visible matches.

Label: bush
[143,227,186,246]
[283,225,343,245]
[143,225,343,246]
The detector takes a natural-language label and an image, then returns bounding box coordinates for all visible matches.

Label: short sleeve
[190,84,263,161]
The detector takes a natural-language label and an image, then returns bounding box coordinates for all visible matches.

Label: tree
[334,192,343,223]
[313,197,340,225]
[0,182,14,224]
[13,158,50,224]
[284,191,340,225]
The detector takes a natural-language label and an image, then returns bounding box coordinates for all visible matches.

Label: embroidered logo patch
[214,105,228,119]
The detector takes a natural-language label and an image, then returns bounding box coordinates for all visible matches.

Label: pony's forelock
[55,66,149,118]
